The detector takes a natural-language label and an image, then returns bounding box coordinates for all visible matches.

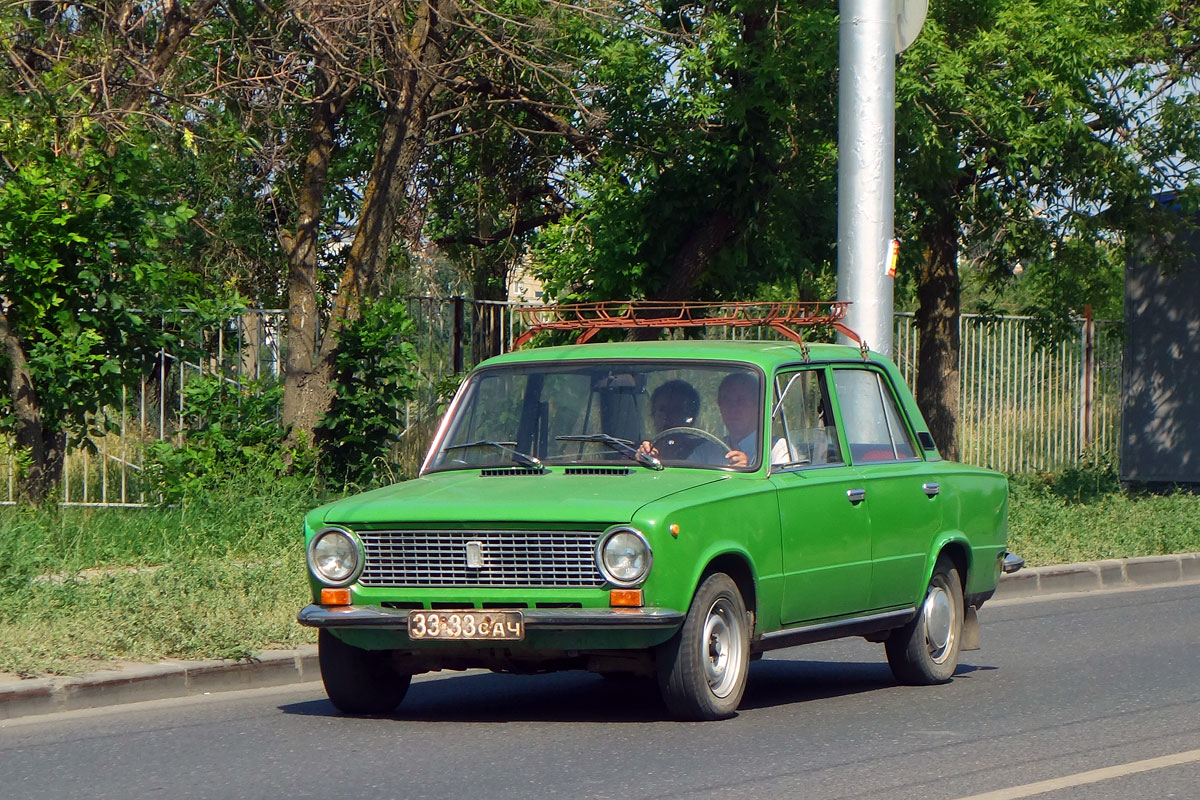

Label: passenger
[718,372,791,467]
[639,373,786,467]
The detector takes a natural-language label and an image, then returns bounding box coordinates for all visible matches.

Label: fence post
[491,304,502,357]
[452,296,464,374]
[1081,304,1094,453]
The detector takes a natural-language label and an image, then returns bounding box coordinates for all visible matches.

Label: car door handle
[922,482,940,497]
[847,488,866,504]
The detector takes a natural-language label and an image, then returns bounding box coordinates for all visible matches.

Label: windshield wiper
[556,434,664,471]
[443,440,543,468]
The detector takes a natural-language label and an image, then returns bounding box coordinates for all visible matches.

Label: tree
[274,0,645,445]
[894,0,1200,458]
[531,0,1200,465]
[0,1,226,500]
[531,1,841,305]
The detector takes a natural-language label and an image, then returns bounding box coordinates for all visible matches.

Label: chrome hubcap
[923,579,956,664]
[702,598,745,698]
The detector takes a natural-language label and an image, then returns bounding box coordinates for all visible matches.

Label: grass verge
[0,473,319,677]
[0,466,1196,677]
[1007,467,1200,566]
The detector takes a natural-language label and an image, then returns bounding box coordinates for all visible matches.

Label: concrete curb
[0,648,318,722]
[2,553,1197,722]
[992,552,1200,600]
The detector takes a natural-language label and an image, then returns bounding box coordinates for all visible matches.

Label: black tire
[656,572,751,721]
[885,557,965,685]
[318,629,411,714]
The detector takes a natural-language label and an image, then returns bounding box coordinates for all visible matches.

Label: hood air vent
[479,466,548,477]
[563,467,633,476]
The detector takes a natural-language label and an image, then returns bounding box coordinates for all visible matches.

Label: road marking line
[950,748,1200,800]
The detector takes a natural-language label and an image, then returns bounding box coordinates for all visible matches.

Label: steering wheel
[651,426,731,454]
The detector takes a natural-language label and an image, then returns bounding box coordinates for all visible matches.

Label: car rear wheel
[885,557,964,685]
[319,629,411,714]
[656,572,750,721]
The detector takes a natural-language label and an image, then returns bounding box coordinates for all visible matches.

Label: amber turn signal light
[320,588,352,606]
[609,589,643,607]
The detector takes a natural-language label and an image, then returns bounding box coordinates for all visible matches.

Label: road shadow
[281,670,669,723]
[740,658,996,710]
[279,656,995,722]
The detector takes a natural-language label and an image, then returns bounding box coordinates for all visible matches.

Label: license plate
[407,610,524,641]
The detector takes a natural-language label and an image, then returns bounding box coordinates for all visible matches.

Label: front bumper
[297,604,685,633]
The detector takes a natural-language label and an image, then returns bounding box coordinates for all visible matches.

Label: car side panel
[914,466,1009,601]
[957,468,1009,597]
[854,358,1008,605]
[860,459,945,610]
[771,465,874,624]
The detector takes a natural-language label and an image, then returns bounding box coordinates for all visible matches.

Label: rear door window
[832,369,919,463]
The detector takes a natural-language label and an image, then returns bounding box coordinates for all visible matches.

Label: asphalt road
[2,582,1198,800]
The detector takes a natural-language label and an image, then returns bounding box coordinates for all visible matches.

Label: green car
[298,338,1016,720]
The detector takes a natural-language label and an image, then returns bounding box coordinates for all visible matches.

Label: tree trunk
[0,308,62,502]
[914,212,961,461]
[625,207,737,340]
[653,208,738,301]
[648,7,764,305]
[286,0,457,446]
[281,92,342,443]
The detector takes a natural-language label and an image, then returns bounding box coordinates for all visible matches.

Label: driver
[638,380,724,462]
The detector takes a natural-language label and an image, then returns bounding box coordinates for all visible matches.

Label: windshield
[426,361,764,472]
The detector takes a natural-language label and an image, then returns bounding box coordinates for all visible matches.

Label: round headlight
[598,527,652,586]
[307,527,361,586]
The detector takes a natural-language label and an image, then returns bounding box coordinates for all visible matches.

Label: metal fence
[893,313,1122,474]
[53,310,291,506]
[2,301,1121,506]
[1,300,526,506]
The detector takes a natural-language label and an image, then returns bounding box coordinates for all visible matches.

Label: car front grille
[358,529,606,588]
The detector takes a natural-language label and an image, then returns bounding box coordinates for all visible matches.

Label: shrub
[144,376,313,503]
[317,296,419,486]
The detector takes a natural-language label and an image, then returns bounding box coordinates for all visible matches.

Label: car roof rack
[511,300,866,358]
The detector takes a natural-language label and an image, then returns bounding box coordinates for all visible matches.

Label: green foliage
[1021,462,1124,504]
[895,0,1199,328]
[1008,466,1200,566]
[317,297,420,486]
[0,116,227,439]
[144,376,311,503]
[531,1,840,303]
[433,373,466,413]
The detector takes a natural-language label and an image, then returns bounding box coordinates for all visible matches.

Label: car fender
[678,542,763,629]
[922,531,973,596]
[635,478,782,630]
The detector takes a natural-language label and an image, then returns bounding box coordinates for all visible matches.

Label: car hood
[315,468,730,526]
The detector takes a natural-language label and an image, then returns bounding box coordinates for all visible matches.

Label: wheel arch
[700,551,758,618]
[930,536,971,592]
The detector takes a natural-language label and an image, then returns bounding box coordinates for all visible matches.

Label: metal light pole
[836,0,925,357]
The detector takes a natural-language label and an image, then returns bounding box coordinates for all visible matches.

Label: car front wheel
[885,557,964,685]
[319,629,411,714]
[656,572,750,721]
